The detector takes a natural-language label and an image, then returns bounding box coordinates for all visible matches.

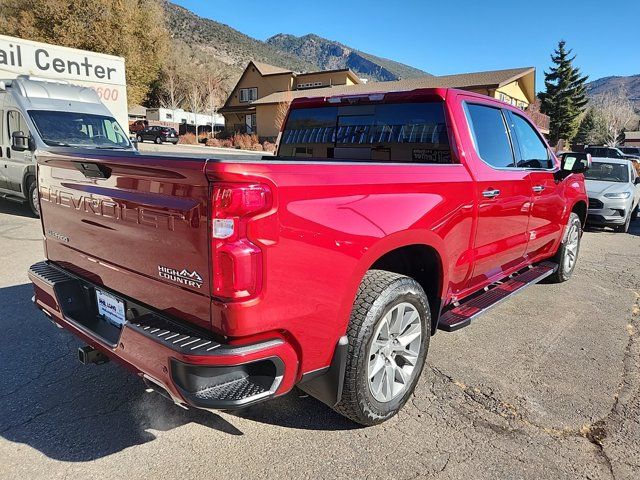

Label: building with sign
[0,34,128,129]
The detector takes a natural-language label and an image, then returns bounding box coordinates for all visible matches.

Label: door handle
[532,185,545,193]
[482,189,501,198]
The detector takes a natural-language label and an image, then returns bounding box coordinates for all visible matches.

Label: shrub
[178,133,197,145]
[262,141,276,153]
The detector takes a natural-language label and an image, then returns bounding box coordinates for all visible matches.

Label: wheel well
[370,245,442,333]
[572,200,587,227]
[22,171,35,195]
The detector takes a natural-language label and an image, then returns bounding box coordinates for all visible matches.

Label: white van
[0,77,135,216]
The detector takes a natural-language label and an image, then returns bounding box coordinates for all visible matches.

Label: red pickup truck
[29,88,589,425]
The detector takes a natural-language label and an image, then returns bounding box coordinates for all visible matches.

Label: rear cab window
[278,101,452,163]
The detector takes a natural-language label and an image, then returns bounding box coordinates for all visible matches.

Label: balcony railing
[525,110,550,133]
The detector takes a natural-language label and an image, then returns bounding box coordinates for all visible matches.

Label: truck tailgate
[37,151,212,330]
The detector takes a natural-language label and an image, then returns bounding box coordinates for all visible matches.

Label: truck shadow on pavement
[0,200,34,219]
[0,283,355,462]
[585,219,640,237]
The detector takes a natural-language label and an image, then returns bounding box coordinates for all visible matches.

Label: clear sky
[173,0,639,90]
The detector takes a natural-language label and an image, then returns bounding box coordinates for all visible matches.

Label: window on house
[239,88,258,103]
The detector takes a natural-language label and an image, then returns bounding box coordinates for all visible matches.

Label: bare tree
[160,63,185,121]
[274,88,294,132]
[590,88,636,146]
[185,73,205,138]
[203,71,229,137]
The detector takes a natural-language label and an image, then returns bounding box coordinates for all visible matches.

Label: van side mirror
[635,177,640,185]
[556,152,591,180]
[11,131,31,152]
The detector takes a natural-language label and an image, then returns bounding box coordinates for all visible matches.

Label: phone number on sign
[92,86,120,102]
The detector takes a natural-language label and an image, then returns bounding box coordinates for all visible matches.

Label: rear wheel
[333,270,430,426]
[136,134,142,142]
[27,177,40,218]
[154,136,162,144]
[547,212,581,283]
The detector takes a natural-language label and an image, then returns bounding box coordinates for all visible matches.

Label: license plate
[96,289,126,327]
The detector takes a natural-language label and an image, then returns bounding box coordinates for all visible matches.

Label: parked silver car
[585,157,640,232]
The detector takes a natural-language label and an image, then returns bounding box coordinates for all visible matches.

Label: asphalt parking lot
[1,177,639,479]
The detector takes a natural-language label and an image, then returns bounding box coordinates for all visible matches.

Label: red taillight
[212,184,271,300]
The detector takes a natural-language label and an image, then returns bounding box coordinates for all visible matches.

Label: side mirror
[11,131,31,152]
[556,152,591,180]
[634,177,640,185]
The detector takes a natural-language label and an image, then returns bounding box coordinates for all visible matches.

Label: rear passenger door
[462,101,533,290]
[506,110,564,260]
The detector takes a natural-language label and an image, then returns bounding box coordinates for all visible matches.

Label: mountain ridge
[164,2,429,87]
[586,74,640,109]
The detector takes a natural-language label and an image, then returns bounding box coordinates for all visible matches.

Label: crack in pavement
[424,289,640,479]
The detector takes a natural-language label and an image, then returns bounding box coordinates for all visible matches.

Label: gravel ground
[0,195,638,480]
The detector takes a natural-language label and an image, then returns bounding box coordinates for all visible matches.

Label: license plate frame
[96,289,126,328]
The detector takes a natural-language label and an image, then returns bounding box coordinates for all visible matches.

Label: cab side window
[508,112,553,169]
[7,110,30,139]
[0,110,3,157]
[465,103,515,168]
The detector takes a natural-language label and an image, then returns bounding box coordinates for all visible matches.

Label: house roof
[251,61,293,76]
[295,68,362,84]
[128,104,147,117]
[624,131,640,140]
[252,67,536,105]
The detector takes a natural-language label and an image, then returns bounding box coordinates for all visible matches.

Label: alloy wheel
[367,302,422,403]
[564,222,580,272]
[31,183,40,216]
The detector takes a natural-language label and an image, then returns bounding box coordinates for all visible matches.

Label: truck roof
[0,76,111,116]
[288,87,452,109]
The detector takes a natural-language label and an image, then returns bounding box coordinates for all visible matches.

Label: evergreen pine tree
[574,108,597,145]
[538,40,589,145]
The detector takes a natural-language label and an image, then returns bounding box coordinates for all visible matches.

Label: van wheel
[27,177,40,218]
[615,212,631,233]
[333,270,430,426]
[154,136,162,144]
[547,212,581,283]
[631,204,638,222]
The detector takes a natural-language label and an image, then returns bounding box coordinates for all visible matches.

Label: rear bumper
[28,261,299,410]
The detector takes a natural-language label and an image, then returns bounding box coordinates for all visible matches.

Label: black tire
[154,136,162,144]
[547,212,582,283]
[333,270,431,426]
[136,135,143,142]
[27,177,40,217]
[631,204,638,222]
